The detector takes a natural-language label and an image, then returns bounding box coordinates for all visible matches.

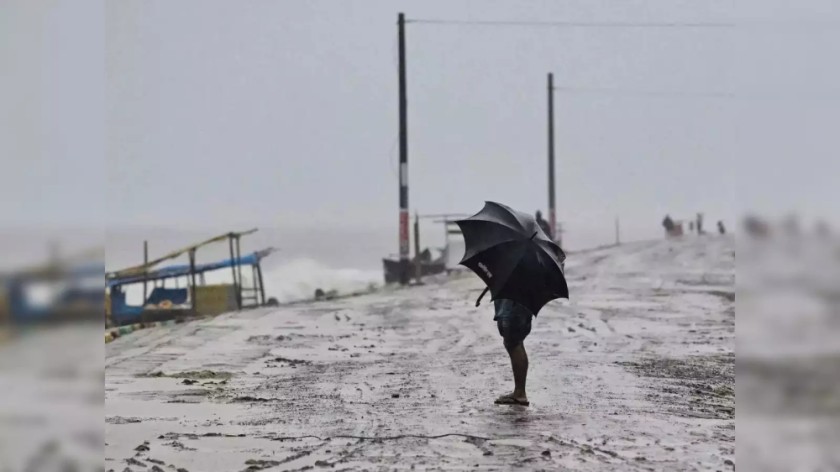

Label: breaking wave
[118,258,382,306]
[260,258,381,303]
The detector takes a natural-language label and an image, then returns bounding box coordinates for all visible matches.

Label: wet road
[106,237,734,471]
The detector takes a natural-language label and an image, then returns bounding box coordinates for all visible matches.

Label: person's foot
[494,393,529,406]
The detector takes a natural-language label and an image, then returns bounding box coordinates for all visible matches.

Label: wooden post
[189,249,197,312]
[414,213,422,283]
[443,218,449,251]
[256,262,266,306]
[228,235,240,309]
[615,217,621,245]
[142,240,149,303]
[252,264,259,306]
[235,236,243,309]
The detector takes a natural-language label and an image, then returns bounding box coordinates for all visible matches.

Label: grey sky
[105,0,744,246]
[2,0,839,257]
[1,0,103,228]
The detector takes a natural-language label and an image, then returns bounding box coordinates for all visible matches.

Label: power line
[405,18,840,33]
[553,86,840,101]
[406,18,734,29]
[553,86,736,99]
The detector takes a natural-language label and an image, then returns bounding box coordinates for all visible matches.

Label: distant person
[417,248,432,263]
[662,215,675,235]
[697,213,705,235]
[718,221,726,235]
[535,210,552,238]
[743,215,770,238]
[689,221,695,233]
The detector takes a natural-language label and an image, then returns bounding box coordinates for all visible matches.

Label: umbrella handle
[475,286,490,307]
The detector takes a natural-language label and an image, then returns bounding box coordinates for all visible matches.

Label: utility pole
[547,73,557,243]
[398,12,410,285]
[615,217,621,246]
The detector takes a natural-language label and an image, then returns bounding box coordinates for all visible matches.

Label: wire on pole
[552,86,736,99]
[405,19,735,29]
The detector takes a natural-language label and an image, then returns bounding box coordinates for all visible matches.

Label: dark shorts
[494,299,533,347]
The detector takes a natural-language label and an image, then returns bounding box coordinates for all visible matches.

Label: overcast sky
[2,0,839,254]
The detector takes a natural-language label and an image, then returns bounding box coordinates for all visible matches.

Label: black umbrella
[455,201,568,316]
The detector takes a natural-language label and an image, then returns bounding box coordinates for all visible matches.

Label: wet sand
[106,237,734,471]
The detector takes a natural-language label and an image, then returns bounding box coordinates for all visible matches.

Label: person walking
[456,202,569,407]
[662,215,675,236]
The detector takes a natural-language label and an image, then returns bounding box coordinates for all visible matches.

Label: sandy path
[106,236,734,471]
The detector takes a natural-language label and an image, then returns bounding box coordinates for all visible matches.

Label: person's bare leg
[505,341,528,403]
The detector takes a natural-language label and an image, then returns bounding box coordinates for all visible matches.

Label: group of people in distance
[662,212,726,238]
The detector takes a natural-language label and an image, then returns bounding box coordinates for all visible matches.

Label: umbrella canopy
[455,201,568,315]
